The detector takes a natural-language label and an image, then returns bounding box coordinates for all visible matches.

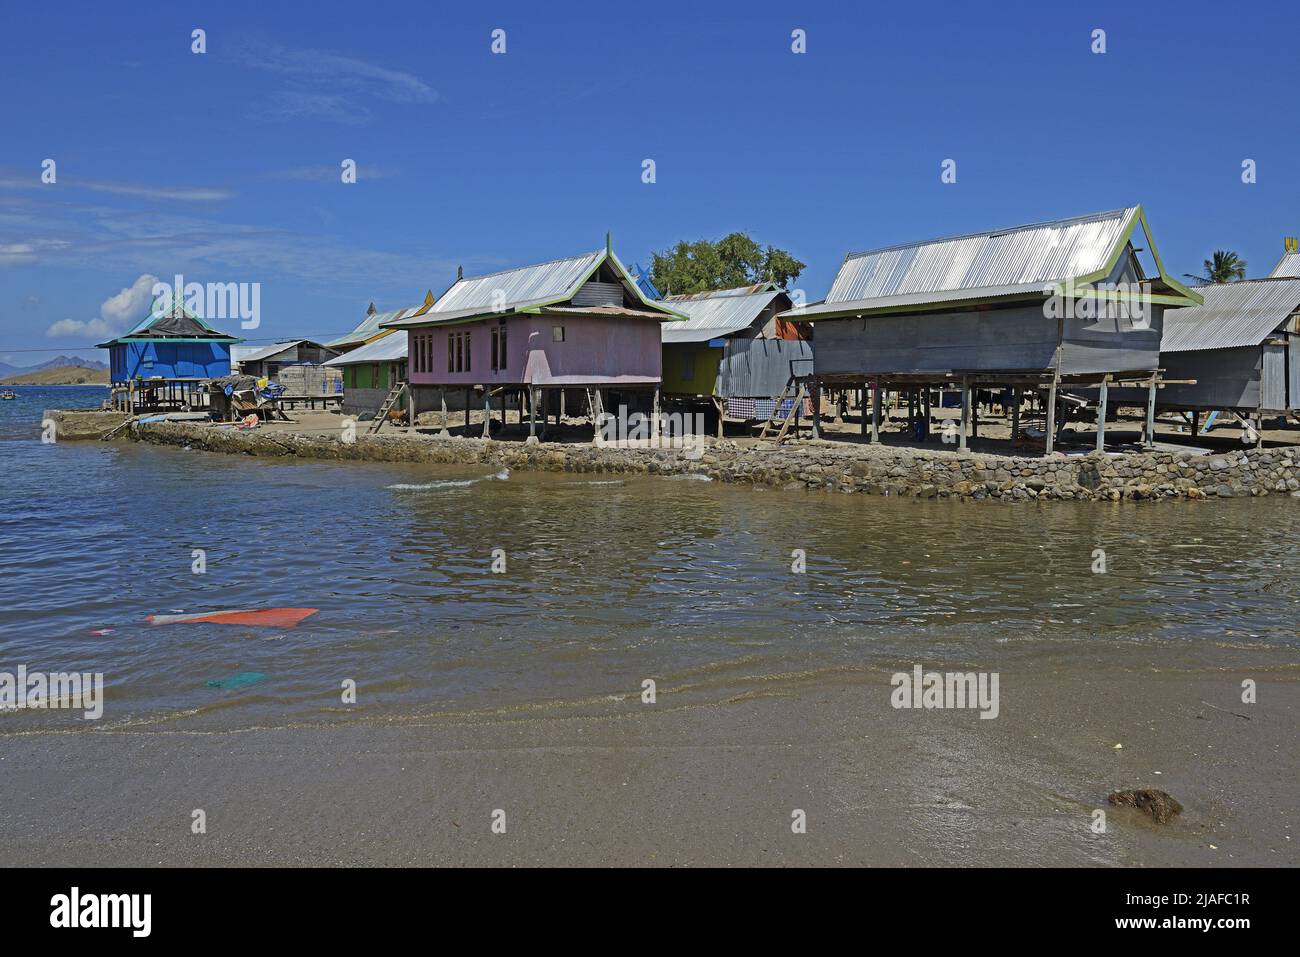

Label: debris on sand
[1107,789,1184,824]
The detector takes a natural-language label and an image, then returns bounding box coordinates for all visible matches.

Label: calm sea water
[2,385,1297,732]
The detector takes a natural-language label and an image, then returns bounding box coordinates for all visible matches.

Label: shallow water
[2,386,1298,732]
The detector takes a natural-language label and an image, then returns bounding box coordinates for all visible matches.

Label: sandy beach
[3,656,1294,867]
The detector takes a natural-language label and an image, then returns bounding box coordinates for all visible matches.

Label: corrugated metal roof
[660,287,783,343]
[795,208,1138,318]
[234,339,314,364]
[327,308,406,347]
[1269,252,1300,278]
[384,251,605,328]
[1160,278,1300,352]
[323,331,406,366]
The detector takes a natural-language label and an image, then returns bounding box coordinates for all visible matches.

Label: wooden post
[1192,409,1200,436]
[970,386,980,440]
[1044,378,1058,455]
[714,396,724,439]
[871,379,881,443]
[652,386,660,444]
[860,384,868,438]
[559,389,566,422]
[959,376,969,451]
[907,390,915,431]
[482,390,492,440]
[1144,377,1157,449]
[528,387,538,440]
[1095,376,1109,452]
[407,383,415,429]
[811,380,821,439]
[1010,388,1020,450]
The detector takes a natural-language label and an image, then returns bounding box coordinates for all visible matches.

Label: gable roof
[322,330,406,366]
[660,284,787,343]
[327,307,405,348]
[1269,251,1300,278]
[233,339,339,364]
[381,242,685,330]
[1160,277,1300,353]
[783,206,1200,320]
[97,295,241,347]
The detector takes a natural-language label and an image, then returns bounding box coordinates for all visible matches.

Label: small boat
[0,390,16,400]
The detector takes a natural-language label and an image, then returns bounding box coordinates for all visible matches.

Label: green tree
[650,232,805,295]
[1184,250,1247,285]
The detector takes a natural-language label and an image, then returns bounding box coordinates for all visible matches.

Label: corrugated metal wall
[1261,344,1288,410]
[1059,304,1164,375]
[813,305,1057,376]
[718,338,813,397]
[1157,347,1261,410]
[569,281,624,307]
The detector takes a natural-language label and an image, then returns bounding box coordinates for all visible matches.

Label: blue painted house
[98,298,242,412]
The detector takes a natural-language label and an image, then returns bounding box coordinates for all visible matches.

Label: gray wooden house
[783,206,1202,452]
[1149,277,1300,423]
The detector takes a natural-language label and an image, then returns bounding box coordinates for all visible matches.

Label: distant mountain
[1,365,109,386]
[0,355,107,376]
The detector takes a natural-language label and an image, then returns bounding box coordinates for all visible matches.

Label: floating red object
[146,608,318,628]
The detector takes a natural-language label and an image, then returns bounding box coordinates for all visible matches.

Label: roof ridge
[451,249,604,285]
[841,207,1136,262]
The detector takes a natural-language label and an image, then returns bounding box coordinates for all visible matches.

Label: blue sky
[1,0,1297,364]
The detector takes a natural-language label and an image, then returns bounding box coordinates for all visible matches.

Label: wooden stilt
[871,379,881,443]
[811,380,822,439]
[1010,388,1020,450]
[1096,376,1109,452]
[482,390,492,440]
[1144,376,1157,449]
[959,376,969,452]
[1045,378,1058,455]
[860,383,868,438]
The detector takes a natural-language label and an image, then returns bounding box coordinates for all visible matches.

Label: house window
[552,325,565,342]
[448,330,472,373]
[681,351,694,382]
[491,322,508,371]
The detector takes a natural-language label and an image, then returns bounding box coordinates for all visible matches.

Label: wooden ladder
[584,388,605,425]
[369,382,406,433]
[758,377,806,443]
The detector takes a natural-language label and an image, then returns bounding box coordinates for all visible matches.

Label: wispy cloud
[0,171,233,202]
[229,42,437,125]
[0,190,454,295]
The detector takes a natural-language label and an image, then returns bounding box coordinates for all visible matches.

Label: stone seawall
[131,421,1300,502]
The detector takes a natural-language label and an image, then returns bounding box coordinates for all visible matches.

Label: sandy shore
[2,660,1294,867]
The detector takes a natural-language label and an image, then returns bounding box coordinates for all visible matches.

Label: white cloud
[47,273,159,339]
[230,42,437,126]
[0,172,233,202]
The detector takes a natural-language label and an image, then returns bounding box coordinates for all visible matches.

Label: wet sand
[2,658,1295,867]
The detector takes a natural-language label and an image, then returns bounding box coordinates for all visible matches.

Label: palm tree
[1184,250,1247,285]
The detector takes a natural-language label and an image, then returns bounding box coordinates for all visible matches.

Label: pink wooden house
[382,238,684,438]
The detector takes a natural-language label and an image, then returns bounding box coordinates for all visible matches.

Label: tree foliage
[1184,250,1247,285]
[650,232,805,296]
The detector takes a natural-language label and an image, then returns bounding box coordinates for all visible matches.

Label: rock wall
[131,421,1300,502]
